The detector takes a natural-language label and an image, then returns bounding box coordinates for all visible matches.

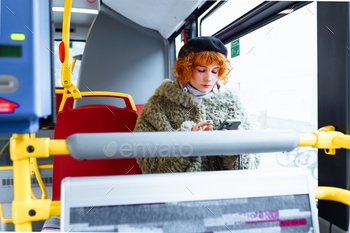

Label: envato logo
[103,141,193,158]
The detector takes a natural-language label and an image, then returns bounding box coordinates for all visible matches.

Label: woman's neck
[178,81,219,99]
[187,82,200,91]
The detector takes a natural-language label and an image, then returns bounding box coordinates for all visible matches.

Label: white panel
[61,168,319,232]
[103,0,203,38]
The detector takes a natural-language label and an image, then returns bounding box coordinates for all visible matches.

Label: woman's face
[189,62,219,93]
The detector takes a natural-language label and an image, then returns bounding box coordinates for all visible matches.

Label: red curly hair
[172,51,232,85]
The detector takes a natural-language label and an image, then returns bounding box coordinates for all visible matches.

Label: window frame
[207,1,312,44]
[198,0,227,37]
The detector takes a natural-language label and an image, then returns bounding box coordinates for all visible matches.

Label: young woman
[134,36,260,173]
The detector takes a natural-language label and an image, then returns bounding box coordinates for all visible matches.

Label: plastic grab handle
[315,186,350,206]
[62,91,137,112]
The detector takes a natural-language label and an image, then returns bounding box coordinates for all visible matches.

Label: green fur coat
[134,79,260,174]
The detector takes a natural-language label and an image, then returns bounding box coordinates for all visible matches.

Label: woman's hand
[192,120,216,131]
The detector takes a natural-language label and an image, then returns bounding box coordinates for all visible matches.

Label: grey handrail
[66,130,299,160]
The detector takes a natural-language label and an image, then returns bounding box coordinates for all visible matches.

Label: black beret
[178,36,227,58]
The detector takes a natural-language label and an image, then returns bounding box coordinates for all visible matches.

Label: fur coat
[134,79,260,174]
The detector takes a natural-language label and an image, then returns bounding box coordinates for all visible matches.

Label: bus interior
[1,0,350,232]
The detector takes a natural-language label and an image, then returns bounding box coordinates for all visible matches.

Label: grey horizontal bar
[66,130,300,160]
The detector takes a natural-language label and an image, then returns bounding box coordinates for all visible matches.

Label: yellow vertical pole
[62,0,72,60]
[11,134,32,231]
[9,134,67,231]
[61,0,81,99]
[13,160,32,231]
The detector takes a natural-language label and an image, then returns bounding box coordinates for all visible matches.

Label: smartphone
[219,119,241,130]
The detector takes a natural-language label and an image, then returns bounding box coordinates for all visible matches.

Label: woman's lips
[202,84,211,88]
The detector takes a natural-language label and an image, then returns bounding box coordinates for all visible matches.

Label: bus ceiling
[52,0,206,40]
[52,0,100,40]
[103,0,204,39]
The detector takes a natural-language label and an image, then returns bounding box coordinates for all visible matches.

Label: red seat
[52,92,142,201]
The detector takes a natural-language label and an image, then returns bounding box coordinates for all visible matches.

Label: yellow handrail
[0,164,53,171]
[299,134,317,147]
[0,203,13,224]
[333,134,350,150]
[37,164,54,169]
[0,140,9,157]
[299,125,349,155]
[71,58,77,71]
[58,91,137,112]
[30,189,38,200]
[315,186,350,206]
[55,89,66,94]
[0,166,14,171]
[30,158,47,199]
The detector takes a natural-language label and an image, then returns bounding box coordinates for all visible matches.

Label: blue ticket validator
[0,0,52,134]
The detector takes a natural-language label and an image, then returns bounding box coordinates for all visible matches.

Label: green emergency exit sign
[231,39,240,58]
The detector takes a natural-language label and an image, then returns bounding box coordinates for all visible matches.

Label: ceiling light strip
[52,7,98,15]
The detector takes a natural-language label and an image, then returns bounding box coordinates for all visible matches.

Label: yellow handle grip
[333,134,350,150]
[0,203,13,224]
[315,186,350,206]
[59,91,137,112]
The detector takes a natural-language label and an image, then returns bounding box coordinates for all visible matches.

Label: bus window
[200,0,264,37]
[54,41,85,87]
[202,2,318,186]
[225,2,317,185]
